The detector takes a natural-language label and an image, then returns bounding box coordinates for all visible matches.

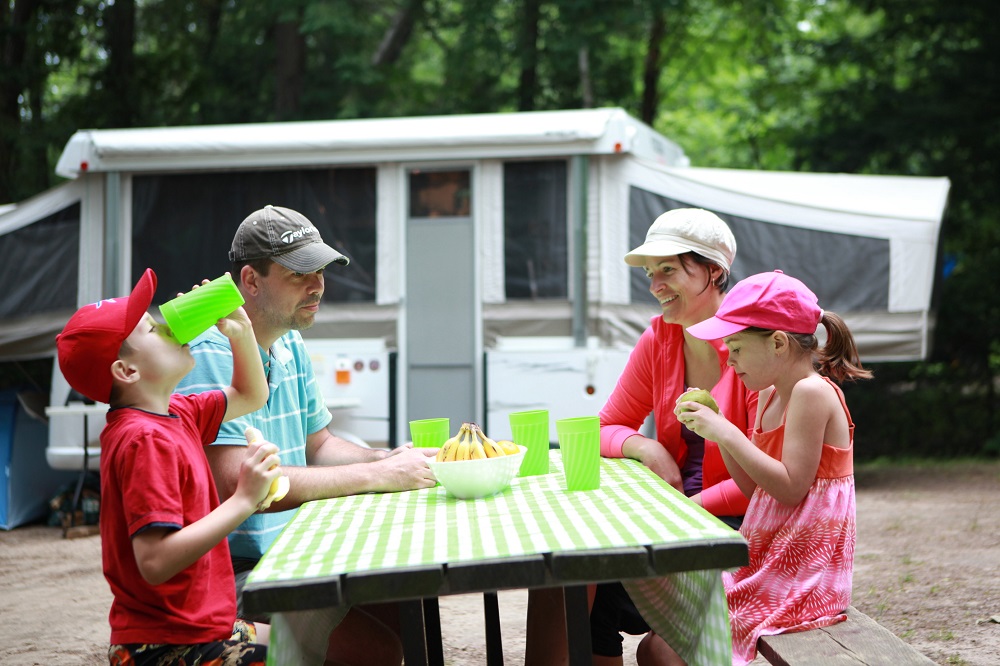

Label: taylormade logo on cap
[280,227,316,245]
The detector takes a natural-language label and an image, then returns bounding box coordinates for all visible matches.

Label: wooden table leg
[399,599,428,666]
[564,584,592,666]
[423,597,444,666]
[484,591,504,665]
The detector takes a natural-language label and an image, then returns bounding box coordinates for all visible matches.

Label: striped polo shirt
[175,326,332,560]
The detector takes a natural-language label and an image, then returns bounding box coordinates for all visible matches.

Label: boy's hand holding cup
[159,273,246,344]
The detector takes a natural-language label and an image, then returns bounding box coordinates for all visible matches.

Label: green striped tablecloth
[248,451,745,666]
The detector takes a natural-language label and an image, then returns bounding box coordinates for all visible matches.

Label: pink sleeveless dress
[724,378,856,665]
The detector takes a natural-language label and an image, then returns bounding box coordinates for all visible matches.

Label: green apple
[677,388,720,414]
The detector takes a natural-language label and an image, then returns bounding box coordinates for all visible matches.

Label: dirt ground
[1,460,998,666]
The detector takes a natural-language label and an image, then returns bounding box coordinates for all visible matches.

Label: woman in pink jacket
[525,208,758,666]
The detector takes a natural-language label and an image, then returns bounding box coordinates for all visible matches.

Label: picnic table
[244,450,748,665]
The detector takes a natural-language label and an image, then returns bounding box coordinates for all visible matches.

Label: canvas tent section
[0,180,86,360]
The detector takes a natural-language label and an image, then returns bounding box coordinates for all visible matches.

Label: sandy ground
[1,461,998,666]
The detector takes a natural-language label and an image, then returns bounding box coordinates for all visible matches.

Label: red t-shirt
[599,316,758,517]
[99,391,234,645]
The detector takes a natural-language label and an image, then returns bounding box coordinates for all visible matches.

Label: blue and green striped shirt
[176,326,332,560]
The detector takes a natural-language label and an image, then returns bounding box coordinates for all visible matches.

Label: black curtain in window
[132,169,377,304]
[503,161,568,300]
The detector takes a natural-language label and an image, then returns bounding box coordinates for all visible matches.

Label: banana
[434,422,519,460]
[454,425,472,461]
[445,426,463,462]
[468,423,491,458]
[482,438,502,458]
[245,427,290,510]
[477,429,504,457]
[436,433,460,462]
[470,435,488,459]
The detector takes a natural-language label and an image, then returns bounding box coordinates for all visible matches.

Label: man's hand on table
[386,443,440,459]
[372,446,438,492]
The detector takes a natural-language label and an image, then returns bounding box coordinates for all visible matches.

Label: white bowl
[427,445,527,499]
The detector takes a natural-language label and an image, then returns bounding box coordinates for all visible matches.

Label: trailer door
[405,169,477,429]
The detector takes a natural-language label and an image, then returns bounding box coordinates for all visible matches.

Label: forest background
[1,0,997,460]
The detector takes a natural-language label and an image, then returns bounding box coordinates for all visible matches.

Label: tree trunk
[274,14,305,120]
[518,0,541,111]
[0,0,41,203]
[105,0,136,128]
[640,8,666,125]
[578,46,593,108]
[372,0,425,67]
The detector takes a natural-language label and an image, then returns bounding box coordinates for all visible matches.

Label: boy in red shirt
[56,269,275,665]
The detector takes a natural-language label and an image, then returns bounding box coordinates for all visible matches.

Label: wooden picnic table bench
[756,606,934,665]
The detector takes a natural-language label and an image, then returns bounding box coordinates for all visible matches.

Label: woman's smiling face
[642,255,718,326]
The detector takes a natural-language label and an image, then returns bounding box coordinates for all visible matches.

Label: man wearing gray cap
[177,205,435,665]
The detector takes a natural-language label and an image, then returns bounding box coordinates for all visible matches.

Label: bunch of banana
[245,426,290,510]
[435,422,520,462]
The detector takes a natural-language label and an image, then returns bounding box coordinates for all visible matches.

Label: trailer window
[132,168,377,304]
[409,170,471,218]
[503,161,568,299]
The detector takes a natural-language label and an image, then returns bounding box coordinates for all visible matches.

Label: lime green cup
[409,418,450,448]
[159,274,245,345]
[509,409,550,477]
[556,416,601,491]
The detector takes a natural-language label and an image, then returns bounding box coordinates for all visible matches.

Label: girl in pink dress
[673,270,872,665]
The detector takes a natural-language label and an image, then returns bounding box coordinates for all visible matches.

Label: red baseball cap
[686,270,822,340]
[56,269,157,403]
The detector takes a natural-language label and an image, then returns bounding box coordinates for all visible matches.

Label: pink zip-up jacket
[599,316,758,517]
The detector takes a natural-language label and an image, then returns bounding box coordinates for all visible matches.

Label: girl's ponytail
[816,311,873,383]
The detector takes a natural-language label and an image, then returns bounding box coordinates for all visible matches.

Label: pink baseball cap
[686,270,822,340]
[56,269,157,403]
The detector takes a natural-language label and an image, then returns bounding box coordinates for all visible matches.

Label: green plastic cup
[556,416,601,491]
[159,274,245,345]
[509,410,550,477]
[409,418,450,448]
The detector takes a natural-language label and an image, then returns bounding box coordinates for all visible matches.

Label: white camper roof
[55,107,689,178]
[664,166,950,224]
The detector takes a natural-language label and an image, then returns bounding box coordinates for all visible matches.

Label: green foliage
[844,362,999,460]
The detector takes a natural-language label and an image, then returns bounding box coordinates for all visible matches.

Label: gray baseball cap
[229,205,350,272]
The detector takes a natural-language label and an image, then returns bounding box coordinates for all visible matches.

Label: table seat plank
[243,575,342,616]
[757,607,935,666]
[650,538,749,574]
[342,564,445,606]
[549,546,653,583]
[445,554,547,593]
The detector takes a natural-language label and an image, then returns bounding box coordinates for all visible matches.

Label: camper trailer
[0,108,950,466]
